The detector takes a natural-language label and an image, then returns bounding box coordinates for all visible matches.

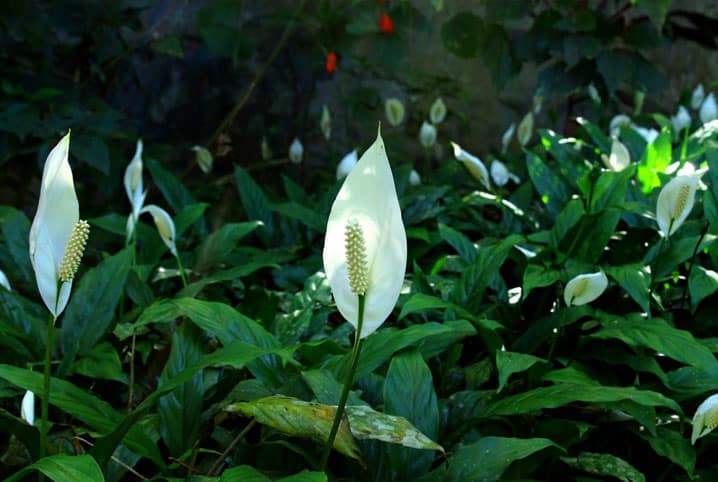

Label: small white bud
[429,98,447,124]
[320,105,331,141]
[289,138,303,164]
[385,98,406,127]
[419,121,437,149]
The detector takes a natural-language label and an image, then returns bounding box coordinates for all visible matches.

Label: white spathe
[609,114,631,137]
[451,141,490,190]
[700,93,718,124]
[323,131,407,339]
[490,160,520,186]
[656,175,698,238]
[604,138,630,172]
[632,125,659,144]
[501,123,515,152]
[29,132,79,317]
[385,98,405,127]
[21,390,34,426]
[564,272,608,306]
[419,121,437,148]
[336,149,358,180]
[517,112,534,146]
[0,268,10,291]
[289,138,303,164]
[692,393,718,444]
[124,139,145,219]
[429,98,447,124]
[140,205,177,255]
[671,105,691,133]
[691,84,705,110]
[409,169,421,186]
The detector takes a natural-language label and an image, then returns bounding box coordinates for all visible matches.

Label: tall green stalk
[39,312,56,472]
[319,295,365,471]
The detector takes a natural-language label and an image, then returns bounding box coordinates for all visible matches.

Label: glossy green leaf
[604,264,651,312]
[496,351,546,392]
[193,221,262,273]
[560,451,645,482]
[526,152,570,218]
[235,166,273,242]
[637,130,672,193]
[636,426,695,477]
[4,454,104,482]
[438,223,477,263]
[72,342,127,383]
[689,266,718,311]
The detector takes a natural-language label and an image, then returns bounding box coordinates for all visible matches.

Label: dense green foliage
[2,1,718,481]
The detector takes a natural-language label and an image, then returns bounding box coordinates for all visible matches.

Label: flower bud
[321,105,331,141]
[192,145,213,174]
[588,83,601,103]
[336,150,358,180]
[700,93,717,124]
[691,84,705,110]
[671,105,691,133]
[501,123,515,152]
[21,390,34,426]
[564,272,608,306]
[490,160,519,187]
[517,112,533,146]
[409,169,421,186]
[289,138,303,164]
[419,121,437,149]
[141,205,177,255]
[429,98,447,124]
[385,98,405,127]
[0,268,10,291]
[451,141,490,190]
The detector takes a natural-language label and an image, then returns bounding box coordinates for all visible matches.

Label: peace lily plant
[320,127,407,470]
[29,131,90,462]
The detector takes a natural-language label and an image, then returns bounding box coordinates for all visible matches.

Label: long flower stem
[319,295,365,472]
[175,253,188,288]
[40,313,56,464]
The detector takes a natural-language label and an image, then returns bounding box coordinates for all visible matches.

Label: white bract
[385,98,405,127]
[517,112,533,146]
[501,123,515,152]
[429,97,447,124]
[336,149,358,180]
[671,105,691,133]
[632,125,659,144]
[321,105,331,140]
[588,83,601,103]
[692,393,718,444]
[700,93,717,124]
[409,169,421,186]
[323,131,407,339]
[21,390,34,426]
[289,138,303,164]
[0,268,10,291]
[419,121,437,148]
[451,142,490,190]
[490,160,520,187]
[604,138,631,172]
[656,175,698,238]
[609,114,631,137]
[141,205,177,255]
[192,145,213,173]
[691,84,705,110]
[564,272,608,306]
[29,132,87,317]
[124,139,147,236]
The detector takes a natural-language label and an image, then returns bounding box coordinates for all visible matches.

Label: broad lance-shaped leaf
[227,396,443,461]
[560,452,645,482]
[323,130,407,338]
[4,455,104,482]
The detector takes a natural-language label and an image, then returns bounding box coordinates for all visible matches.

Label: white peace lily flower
[124,139,146,219]
[336,149,358,180]
[517,112,533,146]
[320,105,331,141]
[490,160,520,187]
[29,132,90,317]
[609,114,631,136]
[604,138,631,172]
[587,83,601,103]
[385,98,405,127]
[323,131,407,339]
[0,268,10,291]
[429,97,447,124]
[451,141,490,190]
[564,272,608,306]
[21,390,34,426]
[700,93,718,124]
[632,125,659,144]
[419,121,437,149]
[140,205,177,255]
[289,138,304,164]
[409,169,421,186]
[191,145,213,174]
[656,175,698,238]
[501,123,515,152]
[691,84,705,110]
[671,105,691,133]
[692,393,718,444]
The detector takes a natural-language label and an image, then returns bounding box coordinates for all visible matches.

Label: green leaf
[72,135,110,175]
[178,261,279,298]
[689,266,718,311]
[496,351,546,392]
[526,152,570,218]
[158,323,204,457]
[270,202,327,232]
[346,405,443,452]
[147,158,206,234]
[637,131,672,193]
[591,315,718,374]
[227,395,363,463]
[217,465,271,482]
[635,426,695,476]
[72,342,127,383]
[193,221,263,273]
[438,223,477,263]
[151,35,184,58]
[560,451,645,482]
[277,471,328,482]
[235,166,273,243]
[522,264,561,300]
[4,455,104,482]
[0,206,33,285]
[441,12,481,58]
[478,23,519,87]
[59,248,132,377]
[382,349,440,481]
[637,0,672,30]
[604,264,651,313]
[420,436,558,482]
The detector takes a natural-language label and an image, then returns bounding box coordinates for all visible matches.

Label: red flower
[325,51,338,73]
[379,12,394,34]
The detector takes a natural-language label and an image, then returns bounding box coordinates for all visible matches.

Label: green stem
[40,313,56,464]
[175,252,188,288]
[319,295,365,472]
[547,304,568,363]
[647,220,673,319]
